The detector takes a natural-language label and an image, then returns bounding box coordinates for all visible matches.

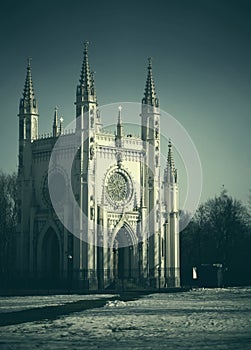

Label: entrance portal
[41,228,60,281]
[113,226,136,281]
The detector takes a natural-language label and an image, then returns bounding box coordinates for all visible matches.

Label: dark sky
[0,0,250,205]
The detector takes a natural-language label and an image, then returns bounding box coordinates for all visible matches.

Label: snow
[0,288,250,349]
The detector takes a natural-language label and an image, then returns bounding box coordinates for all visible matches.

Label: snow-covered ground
[0,294,117,313]
[0,287,250,349]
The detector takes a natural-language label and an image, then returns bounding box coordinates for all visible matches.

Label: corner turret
[163,140,180,287]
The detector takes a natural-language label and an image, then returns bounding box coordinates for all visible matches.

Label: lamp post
[67,254,73,293]
[154,264,161,290]
[158,265,161,290]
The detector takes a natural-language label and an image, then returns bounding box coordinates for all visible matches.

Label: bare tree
[180,189,251,286]
[0,171,17,275]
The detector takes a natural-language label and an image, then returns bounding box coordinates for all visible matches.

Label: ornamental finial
[84,41,89,51]
[27,57,32,68]
[148,57,153,68]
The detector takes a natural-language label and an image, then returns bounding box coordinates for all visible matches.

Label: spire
[59,116,64,135]
[23,58,34,100]
[116,106,123,147]
[142,57,159,107]
[76,41,97,109]
[90,71,97,102]
[79,41,91,96]
[18,58,39,141]
[19,58,38,115]
[166,140,178,183]
[53,107,59,137]
[117,105,123,127]
[167,140,175,171]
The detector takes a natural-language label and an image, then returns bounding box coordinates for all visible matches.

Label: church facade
[16,43,180,290]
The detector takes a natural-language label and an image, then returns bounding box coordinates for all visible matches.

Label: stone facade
[16,44,180,290]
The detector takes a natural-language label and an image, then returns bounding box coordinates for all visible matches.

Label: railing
[0,268,181,290]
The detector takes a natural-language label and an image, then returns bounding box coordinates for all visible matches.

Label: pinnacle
[167,140,175,171]
[23,58,35,101]
[79,42,91,89]
[142,57,159,107]
[117,105,122,124]
[78,42,97,104]
[90,71,97,100]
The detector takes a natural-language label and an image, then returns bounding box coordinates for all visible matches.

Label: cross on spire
[27,57,32,66]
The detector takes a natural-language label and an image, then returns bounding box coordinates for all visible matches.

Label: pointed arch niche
[38,227,62,281]
[112,225,138,280]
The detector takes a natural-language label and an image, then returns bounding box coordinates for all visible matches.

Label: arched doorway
[41,228,60,282]
[113,226,136,282]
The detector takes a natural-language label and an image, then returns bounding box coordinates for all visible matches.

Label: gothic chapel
[17,43,180,290]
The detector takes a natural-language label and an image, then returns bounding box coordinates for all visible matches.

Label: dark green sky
[0,0,250,205]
